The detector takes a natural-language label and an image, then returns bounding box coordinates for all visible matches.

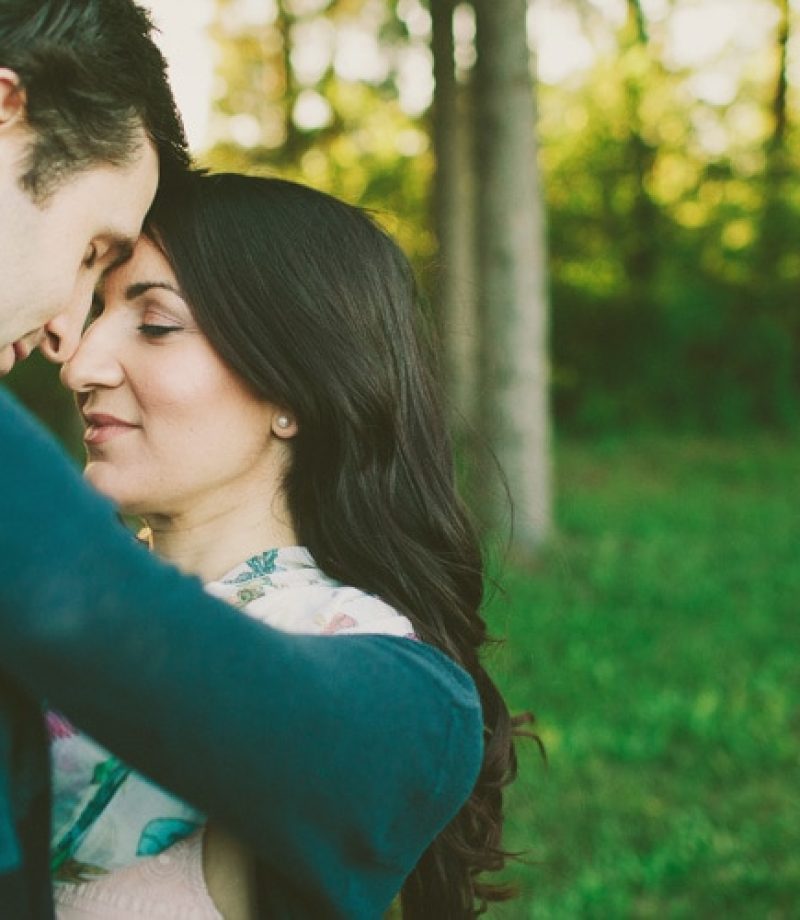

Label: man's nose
[39,292,92,364]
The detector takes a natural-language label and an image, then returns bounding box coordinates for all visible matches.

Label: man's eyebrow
[107,243,134,271]
[97,235,135,277]
[125,281,185,301]
[99,231,135,252]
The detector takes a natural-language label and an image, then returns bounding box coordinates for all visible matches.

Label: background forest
[202,0,800,437]
[5,0,798,915]
[12,0,800,443]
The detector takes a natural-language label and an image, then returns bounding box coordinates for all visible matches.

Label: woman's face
[61,236,285,517]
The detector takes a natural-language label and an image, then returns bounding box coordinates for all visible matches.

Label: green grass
[484,436,800,919]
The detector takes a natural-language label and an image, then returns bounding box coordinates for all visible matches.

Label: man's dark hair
[0,0,190,200]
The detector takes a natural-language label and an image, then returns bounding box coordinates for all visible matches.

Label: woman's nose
[59,319,125,393]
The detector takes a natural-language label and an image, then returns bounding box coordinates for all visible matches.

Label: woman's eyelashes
[85,292,183,339]
[136,297,186,339]
[137,322,182,338]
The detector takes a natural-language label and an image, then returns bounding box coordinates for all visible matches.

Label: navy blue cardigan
[0,390,483,918]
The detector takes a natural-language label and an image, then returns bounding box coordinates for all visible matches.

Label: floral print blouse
[50,547,415,884]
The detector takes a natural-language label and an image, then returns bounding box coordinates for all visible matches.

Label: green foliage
[204,0,800,434]
[541,18,800,433]
[203,0,434,260]
[484,436,800,916]
[13,1,799,438]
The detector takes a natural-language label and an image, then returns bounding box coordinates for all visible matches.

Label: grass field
[483,436,799,919]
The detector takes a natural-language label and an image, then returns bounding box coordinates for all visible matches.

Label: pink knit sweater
[54,829,221,919]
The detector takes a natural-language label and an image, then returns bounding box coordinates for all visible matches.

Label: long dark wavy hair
[146,172,529,917]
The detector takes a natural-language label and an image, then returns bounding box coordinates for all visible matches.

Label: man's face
[0,127,159,374]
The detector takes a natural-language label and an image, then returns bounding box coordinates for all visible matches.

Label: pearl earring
[276,415,291,430]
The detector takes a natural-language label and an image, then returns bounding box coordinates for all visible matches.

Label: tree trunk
[622,0,658,290]
[473,0,552,551]
[760,0,790,258]
[770,0,789,151]
[626,0,647,43]
[275,0,304,164]
[430,0,477,437]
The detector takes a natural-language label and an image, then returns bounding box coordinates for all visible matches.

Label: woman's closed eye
[137,322,182,339]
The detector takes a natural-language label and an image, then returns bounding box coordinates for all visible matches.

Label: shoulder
[317,634,483,839]
[216,562,416,639]
[251,633,483,914]
[314,586,416,638]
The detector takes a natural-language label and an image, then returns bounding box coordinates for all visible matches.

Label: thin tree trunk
[757,0,791,308]
[623,0,658,289]
[275,0,302,163]
[760,0,790,255]
[473,0,552,551]
[626,0,647,43]
[431,0,477,436]
[769,0,789,153]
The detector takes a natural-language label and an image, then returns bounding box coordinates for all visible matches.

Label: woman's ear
[0,70,26,128]
[271,411,298,439]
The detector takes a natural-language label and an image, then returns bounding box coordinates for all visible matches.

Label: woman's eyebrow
[125,281,185,301]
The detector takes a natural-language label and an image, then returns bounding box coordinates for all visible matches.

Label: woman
[52,172,524,917]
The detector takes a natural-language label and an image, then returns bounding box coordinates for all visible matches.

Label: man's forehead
[66,137,158,231]
[101,225,138,246]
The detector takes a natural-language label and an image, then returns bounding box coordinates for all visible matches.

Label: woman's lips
[83,414,139,445]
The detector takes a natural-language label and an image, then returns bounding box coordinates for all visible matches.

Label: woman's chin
[83,463,137,509]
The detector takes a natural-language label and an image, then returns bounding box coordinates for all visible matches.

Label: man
[0,0,187,377]
[0,3,482,917]
[0,2,185,913]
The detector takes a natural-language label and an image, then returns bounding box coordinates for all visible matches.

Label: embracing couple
[0,2,524,918]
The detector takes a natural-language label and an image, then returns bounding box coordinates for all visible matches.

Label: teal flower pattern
[137,818,201,857]
[51,757,131,875]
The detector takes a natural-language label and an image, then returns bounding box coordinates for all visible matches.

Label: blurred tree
[751,0,798,426]
[430,0,477,435]
[198,0,800,444]
[209,0,293,158]
[9,0,800,466]
[768,0,789,151]
[473,0,552,551]
[205,0,434,263]
[620,0,659,294]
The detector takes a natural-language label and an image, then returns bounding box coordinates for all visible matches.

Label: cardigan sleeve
[0,676,52,920]
[0,390,483,918]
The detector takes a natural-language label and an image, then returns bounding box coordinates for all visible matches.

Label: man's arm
[0,390,482,917]
[0,675,52,919]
